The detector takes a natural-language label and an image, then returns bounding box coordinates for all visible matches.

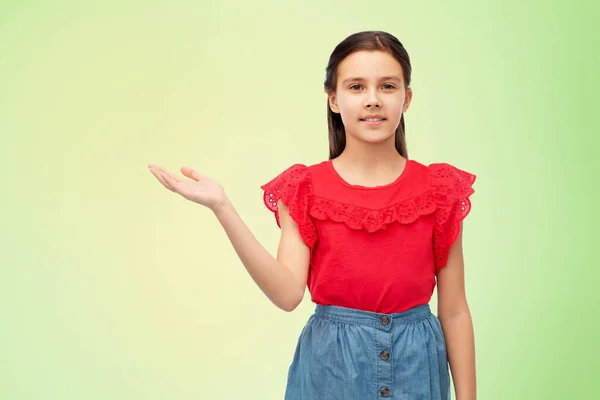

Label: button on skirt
[284,304,450,400]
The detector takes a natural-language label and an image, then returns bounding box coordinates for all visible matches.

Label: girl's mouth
[361,117,386,126]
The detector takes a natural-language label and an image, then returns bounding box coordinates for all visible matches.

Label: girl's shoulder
[413,159,477,188]
[257,160,329,190]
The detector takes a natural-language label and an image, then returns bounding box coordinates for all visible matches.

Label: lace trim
[261,163,476,258]
[261,164,317,248]
[309,193,437,233]
[429,163,476,272]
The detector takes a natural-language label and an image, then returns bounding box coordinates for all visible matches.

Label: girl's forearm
[440,310,477,400]
[212,198,304,312]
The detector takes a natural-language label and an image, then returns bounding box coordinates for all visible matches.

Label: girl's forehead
[337,50,403,79]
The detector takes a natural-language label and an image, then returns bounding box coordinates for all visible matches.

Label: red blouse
[260,159,476,314]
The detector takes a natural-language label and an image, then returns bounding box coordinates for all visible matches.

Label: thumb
[181,166,203,181]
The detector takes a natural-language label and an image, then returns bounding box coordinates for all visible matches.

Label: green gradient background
[1,1,597,398]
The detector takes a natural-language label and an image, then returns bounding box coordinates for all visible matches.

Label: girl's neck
[332,138,407,187]
[336,137,404,169]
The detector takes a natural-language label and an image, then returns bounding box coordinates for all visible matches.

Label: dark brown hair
[324,31,412,160]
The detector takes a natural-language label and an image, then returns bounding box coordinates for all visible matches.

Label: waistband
[314,304,432,329]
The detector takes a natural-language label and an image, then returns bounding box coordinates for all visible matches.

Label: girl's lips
[362,120,384,127]
[361,115,386,121]
[361,117,386,126]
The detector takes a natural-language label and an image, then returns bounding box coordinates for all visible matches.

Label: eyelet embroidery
[429,163,476,272]
[261,162,475,263]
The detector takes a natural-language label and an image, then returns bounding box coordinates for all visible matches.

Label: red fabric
[261,159,476,314]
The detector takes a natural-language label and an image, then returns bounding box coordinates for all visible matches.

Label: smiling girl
[149,31,477,400]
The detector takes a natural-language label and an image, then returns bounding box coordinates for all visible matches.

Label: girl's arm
[148,164,310,312]
[213,198,310,312]
[436,223,477,400]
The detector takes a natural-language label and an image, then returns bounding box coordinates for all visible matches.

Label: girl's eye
[349,84,395,91]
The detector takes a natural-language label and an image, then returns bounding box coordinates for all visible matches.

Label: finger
[159,174,174,191]
[160,172,180,192]
[153,166,185,186]
[181,166,203,181]
[151,166,180,182]
[148,167,164,183]
[149,168,173,191]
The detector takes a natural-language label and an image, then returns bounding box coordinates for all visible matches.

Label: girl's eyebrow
[342,76,402,84]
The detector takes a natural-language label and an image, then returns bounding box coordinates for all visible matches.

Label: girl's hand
[148,164,228,212]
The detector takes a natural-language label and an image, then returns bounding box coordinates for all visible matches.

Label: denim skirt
[284,304,450,400]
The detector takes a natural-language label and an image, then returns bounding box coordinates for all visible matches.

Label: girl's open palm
[148,164,227,211]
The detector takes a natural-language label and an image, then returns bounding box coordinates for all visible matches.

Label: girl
[149,31,477,400]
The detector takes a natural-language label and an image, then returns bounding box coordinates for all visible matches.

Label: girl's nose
[364,91,381,108]
[365,99,381,108]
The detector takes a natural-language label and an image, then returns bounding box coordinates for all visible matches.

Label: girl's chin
[349,131,396,145]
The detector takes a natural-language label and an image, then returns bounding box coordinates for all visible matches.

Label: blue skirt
[285,304,450,399]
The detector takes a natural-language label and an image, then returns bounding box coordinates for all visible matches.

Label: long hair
[324,31,412,160]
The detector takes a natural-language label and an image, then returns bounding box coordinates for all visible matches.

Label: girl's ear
[328,93,340,114]
[403,87,413,113]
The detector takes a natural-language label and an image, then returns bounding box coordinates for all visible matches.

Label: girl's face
[328,50,412,149]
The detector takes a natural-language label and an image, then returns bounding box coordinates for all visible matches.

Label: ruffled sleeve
[429,163,476,274]
[260,164,317,248]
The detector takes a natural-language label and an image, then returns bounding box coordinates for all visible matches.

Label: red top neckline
[326,158,412,190]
